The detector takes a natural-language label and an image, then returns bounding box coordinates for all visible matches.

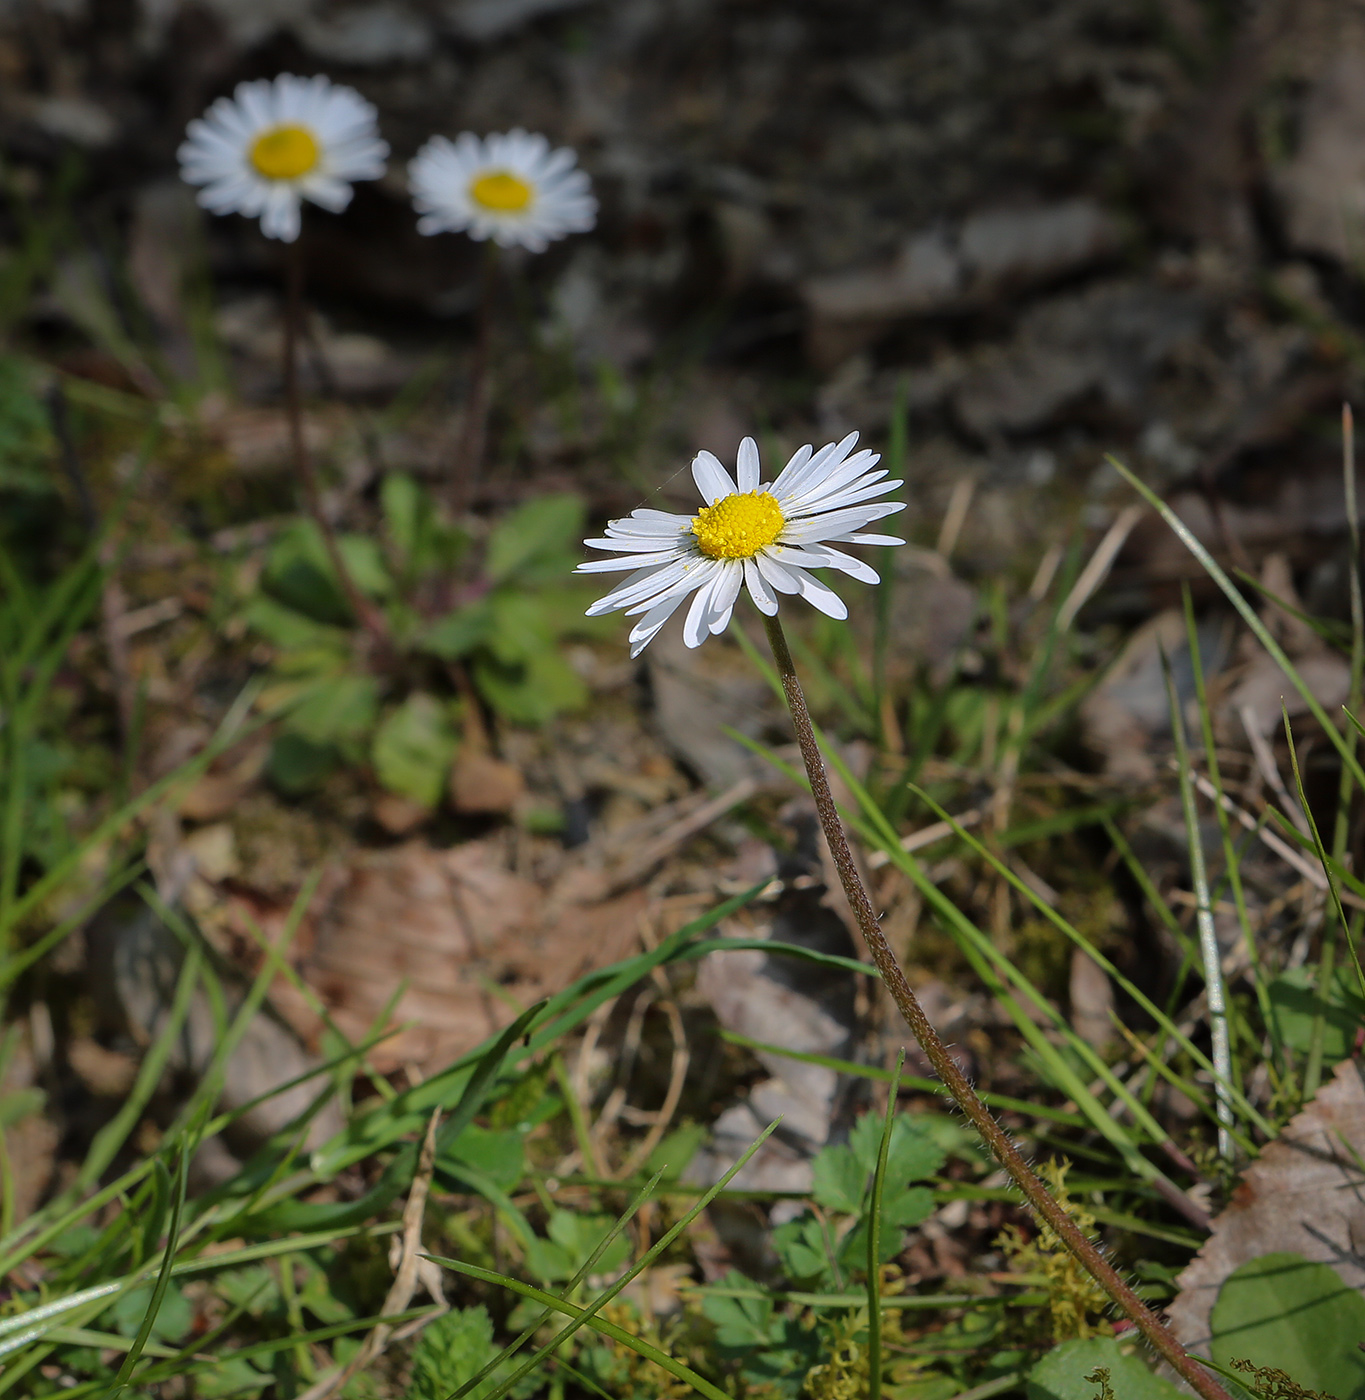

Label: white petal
[832,532,906,547]
[259,185,301,241]
[782,458,885,513]
[586,558,695,615]
[628,592,689,658]
[622,560,718,615]
[743,556,778,615]
[771,440,838,501]
[585,534,686,553]
[771,542,879,584]
[781,501,906,542]
[754,552,803,595]
[736,437,760,492]
[300,173,353,212]
[787,476,902,515]
[708,563,744,634]
[789,566,849,619]
[770,443,813,496]
[683,577,720,648]
[576,549,683,572]
[627,507,688,523]
[691,450,736,504]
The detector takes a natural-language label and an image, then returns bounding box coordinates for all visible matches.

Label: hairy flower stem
[284,242,390,648]
[761,613,1229,1400]
[450,242,499,516]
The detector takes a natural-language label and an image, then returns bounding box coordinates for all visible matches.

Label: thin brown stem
[761,612,1230,1400]
[450,242,499,515]
[283,242,389,649]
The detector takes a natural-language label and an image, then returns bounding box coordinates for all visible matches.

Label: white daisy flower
[578,433,906,658]
[408,129,597,253]
[178,73,388,243]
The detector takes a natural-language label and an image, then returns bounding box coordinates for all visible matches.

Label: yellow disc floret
[249,125,321,180]
[691,491,785,560]
[469,170,534,212]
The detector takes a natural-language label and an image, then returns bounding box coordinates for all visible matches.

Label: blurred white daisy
[408,129,596,252]
[178,74,388,243]
[578,434,906,657]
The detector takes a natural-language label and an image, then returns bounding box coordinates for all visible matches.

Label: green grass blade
[1283,707,1365,1005]
[1163,645,1234,1159]
[430,1261,731,1400]
[868,1049,903,1400]
[106,1135,190,1397]
[1111,454,1365,789]
[452,1171,668,1400]
[717,1029,1086,1126]
[433,1118,779,1400]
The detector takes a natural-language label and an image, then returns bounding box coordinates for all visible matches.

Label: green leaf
[266,733,339,795]
[106,1282,193,1343]
[642,1121,707,1181]
[771,1215,837,1289]
[524,1210,631,1284]
[1267,968,1365,1063]
[485,494,585,584]
[422,599,492,660]
[242,594,350,652]
[370,693,457,807]
[192,1354,273,1398]
[407,1305,500,1400]
[336,532,393,598]
[811,1143,865,1214]
[1027,1336,1185,1400]
[263,521,352,625]
[381,470,425,564]
[263,521,393,628]
[474,648,587,725]
[1210,1252,1365,1398]
[442,1124,525,1192]
[485,591,555,664]
[214,1265,281,1317]
[287,674,381,745]
[849,1111,947,1185]
[701,1275,776,1350]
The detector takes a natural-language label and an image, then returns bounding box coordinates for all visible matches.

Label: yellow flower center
[691,491,786,560]
[249,125,320,180]
[469,170,534,212]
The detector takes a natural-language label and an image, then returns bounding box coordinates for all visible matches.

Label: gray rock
[444,0,594,42]
[85,901,343,1155]
[803,199,1124,366]
[296,3,433,64]
[1269,37,1365,264]
[953,278,1205,437]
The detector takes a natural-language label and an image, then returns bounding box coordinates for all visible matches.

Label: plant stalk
[283,241,389,648]
[450,241,499,515]
[760,612,1230,1400]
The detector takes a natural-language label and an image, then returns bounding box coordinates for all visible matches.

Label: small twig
[867,808,983,868]
[1239,704,1312,839]
[283,242,390,650]
[1175,762,1365,908]
[935,474,976,560]
[613,989,690,1180]
[1057,504,1144,631]
[296,1111,446,1400]
[761,613,1231,1400]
